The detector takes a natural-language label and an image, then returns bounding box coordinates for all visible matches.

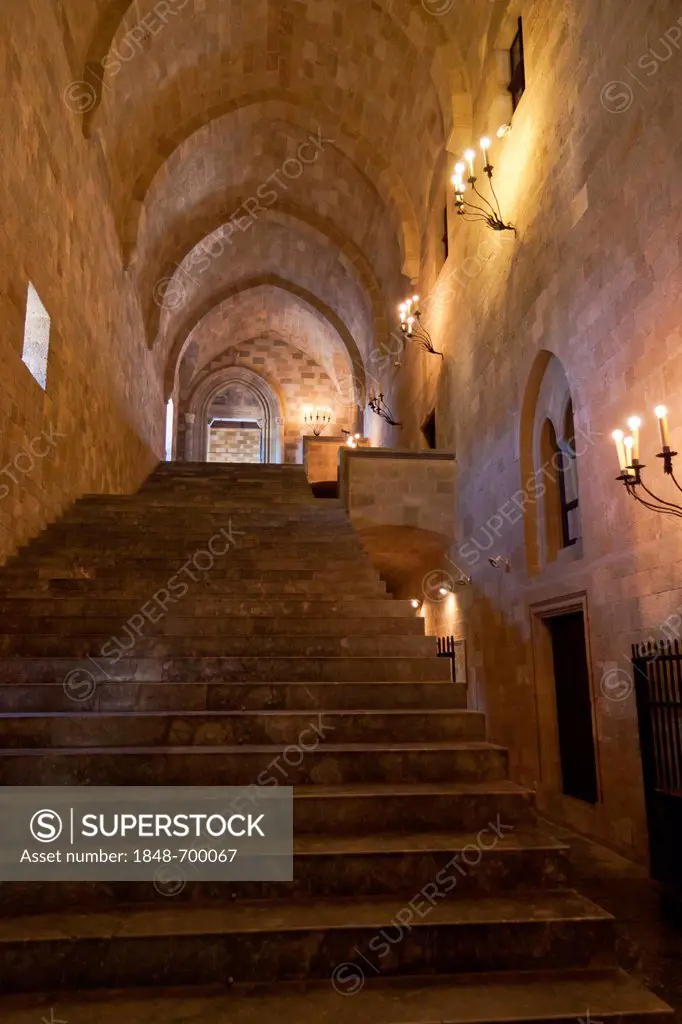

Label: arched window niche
[520,352,583,575]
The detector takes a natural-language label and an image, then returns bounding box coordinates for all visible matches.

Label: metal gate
[632,639,682,889]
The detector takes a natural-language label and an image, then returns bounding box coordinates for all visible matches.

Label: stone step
[0,891,615,993]
[297,781,536,834]
[72,497,323,509]
[0,558,383,577]
[0,598,413,619]
[0,566,384,588]
[0,613,411,635]
[0,635,436,659]
[0,679,466,713]
[0,830,569,911]
[0,654,450,683]
[0,578,389,599]
[0,708,484,748]
[61,506,350,523]
[2,969,669,1024]
[18,536,364,552]
[7,551,368,571]
[0,741,508,786]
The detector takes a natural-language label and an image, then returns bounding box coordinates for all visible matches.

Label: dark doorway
[422,409,437,450]
[547,611,599,804]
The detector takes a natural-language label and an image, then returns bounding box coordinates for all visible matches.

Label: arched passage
[182,365,284,464]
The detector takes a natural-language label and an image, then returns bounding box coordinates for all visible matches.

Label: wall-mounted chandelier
[303,407,332,437]
[452,138,516,234]
[613,406,682,518]
[368,390,401,428]
[398,296,442,357]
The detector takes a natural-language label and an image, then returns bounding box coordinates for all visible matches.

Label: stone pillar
[184,413,196,462]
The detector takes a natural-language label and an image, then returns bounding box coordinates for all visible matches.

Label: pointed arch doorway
[183,367,284,463]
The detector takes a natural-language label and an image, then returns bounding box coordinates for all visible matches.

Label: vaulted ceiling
[62,0,497,397]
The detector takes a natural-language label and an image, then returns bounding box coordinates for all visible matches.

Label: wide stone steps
[0,462,667,1023]
[0,635,436,658]
[0,830,569,911]
[0,578,389,598]
[0,708,485,747]
[0,566,387,589]
[1,969,671,1024]
[0,613,413,634]
[0,741,508,786]
[0,654,451,683]
[0,679,467,713]
[0,892,616,993]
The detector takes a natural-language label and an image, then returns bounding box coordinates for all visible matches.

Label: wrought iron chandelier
[368,390,401,428]
[398,296,442,357]
[303,407,332,437]
[613,406,682,518]
[452,138,516,234]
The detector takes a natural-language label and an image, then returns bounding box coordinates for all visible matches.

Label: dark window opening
[509,17,526,112]
[547,611,599,804]
[441,205,449,263]
[422,410,437,450]
[557,400,579,548]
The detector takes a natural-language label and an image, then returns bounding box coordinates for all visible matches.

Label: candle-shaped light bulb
[412,295,420,304]
[480,137,491,164]
[612,429,627,473]
[655,405,671,449]
[455,162,466,176]
[627,416,641,462]
[464,149,476,178]
[624,435,635,469]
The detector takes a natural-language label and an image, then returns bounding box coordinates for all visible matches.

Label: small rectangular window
[22,283,51,390]
[509,17,526,112]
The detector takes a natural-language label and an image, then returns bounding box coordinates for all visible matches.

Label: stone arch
[520,351,582,575]
[163,275,368,408]
[182,365,284,464]
[120,88,421,279]
[143,201,388,353]
[130,103,411,281]
[79,0,453,147]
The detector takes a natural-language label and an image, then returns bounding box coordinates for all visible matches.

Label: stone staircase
[0,463,671,1022]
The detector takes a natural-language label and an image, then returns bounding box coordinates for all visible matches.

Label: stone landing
[0,462,672,1023]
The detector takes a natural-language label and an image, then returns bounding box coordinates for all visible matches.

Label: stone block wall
[340,449,457,539]
[395,0,682,860]
[0,0,161,565]
[303,436,370,486]
[208,427,261,464]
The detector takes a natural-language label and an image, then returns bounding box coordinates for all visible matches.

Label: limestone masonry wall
[0,0,161,565]
[399,0,682,860]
